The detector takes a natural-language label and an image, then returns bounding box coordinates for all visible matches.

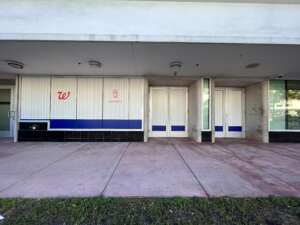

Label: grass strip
[0,197,299,225]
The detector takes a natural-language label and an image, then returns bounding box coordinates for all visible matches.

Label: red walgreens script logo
[57,91,70,100]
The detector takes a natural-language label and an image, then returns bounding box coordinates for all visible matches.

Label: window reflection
[269,80,300,130]
[287,81,300,129]
[202,79,210,130]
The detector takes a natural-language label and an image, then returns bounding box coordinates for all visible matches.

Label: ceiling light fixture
[88,60,102,69]
[5,60,24,69]
[245,63,260,69]
[169,61,183,76]
[170,61,183,69]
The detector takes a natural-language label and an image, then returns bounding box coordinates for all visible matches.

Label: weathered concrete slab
[173,140,267,197]
[0,138,299,198]
[0,142,127,198]
[214,141,300,196]
[103,140,205,197]
[0,142,83,192]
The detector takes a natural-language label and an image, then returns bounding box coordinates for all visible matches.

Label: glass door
[0,89,12,137]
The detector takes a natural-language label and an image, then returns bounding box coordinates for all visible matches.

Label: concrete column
[188,80,202,142]
[244,80,269,143]
[262,80,269,143]
[245,82,263,142]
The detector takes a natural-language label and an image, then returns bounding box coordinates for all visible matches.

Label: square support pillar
[262,80,269,143]
[188,80,202,142]
[244,80,269,143]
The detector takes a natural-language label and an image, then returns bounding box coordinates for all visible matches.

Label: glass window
[287,81,300,130]
[269,80,300,130]
[269,80,286,130]
[0,89,11,131]
[202,78,210,130]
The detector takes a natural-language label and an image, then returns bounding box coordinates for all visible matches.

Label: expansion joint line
[100,142,130,196]
[170,140,210,198]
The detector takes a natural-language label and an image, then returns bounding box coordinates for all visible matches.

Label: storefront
[269,80,300,142]
[14,76,215,143]
[18,76,146,142]
[0,75,299,143]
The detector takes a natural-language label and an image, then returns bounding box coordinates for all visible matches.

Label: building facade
[0,0,300,143]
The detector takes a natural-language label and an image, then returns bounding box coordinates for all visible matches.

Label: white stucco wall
[0,0,300,44]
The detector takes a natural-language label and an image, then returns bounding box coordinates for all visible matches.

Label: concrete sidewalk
[0,138,299,198]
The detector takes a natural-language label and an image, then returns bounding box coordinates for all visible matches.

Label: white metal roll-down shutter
[214,89,225,138]
[226,88,244,138]
[103,78,129,120]
[77,78,103,119]
[149,87,168,137]
[169,87,188,137]
[20,76,51,120]
[214,88,244,138]
[50,77,77,119]
[149,87,187,137]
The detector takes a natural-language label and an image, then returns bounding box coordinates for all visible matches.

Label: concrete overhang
[0,41,299,83]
